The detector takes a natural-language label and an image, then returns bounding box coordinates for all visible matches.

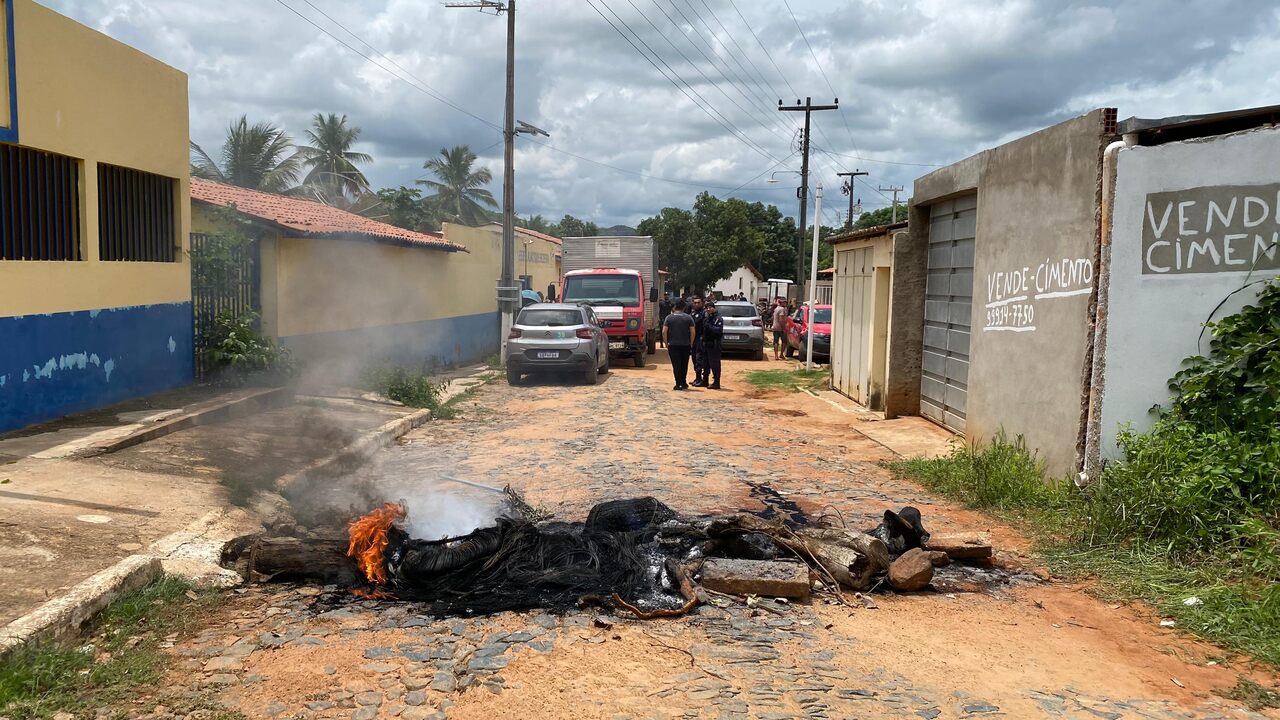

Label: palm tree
[297,112,373,205]
[418,145,498,226]
[190,116,302,194]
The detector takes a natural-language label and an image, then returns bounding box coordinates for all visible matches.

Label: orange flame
[347,502,406,585]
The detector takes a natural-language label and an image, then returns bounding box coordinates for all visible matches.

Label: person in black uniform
[701,300,723,389]
[689,296,706,386]
[657,295,673,348]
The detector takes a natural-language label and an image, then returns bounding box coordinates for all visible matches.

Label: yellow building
[444,223,563,301]
[192,181,500,377]
[0,0,191,432]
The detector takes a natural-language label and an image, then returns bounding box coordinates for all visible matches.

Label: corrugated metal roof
[826,219,909,245]
[191,179,464,252]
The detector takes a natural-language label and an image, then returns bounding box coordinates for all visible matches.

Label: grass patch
[742,367,830,393]
[0,577,225,719]
[362,366,445,409]
[885,434,1280,668]
[1216,677,1280,711]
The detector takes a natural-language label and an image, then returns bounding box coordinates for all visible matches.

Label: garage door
[920,195,975,433]
[832,245,872,404]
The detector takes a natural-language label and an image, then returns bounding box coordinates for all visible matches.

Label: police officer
[689,296,707,386]
[702,300,723,389]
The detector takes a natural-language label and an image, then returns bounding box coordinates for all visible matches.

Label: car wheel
[753,347,765,361]
[646,332,657,355]
[634,352,645,368]
[784,342,795,358]
[506,366,522,386]
[598,350,609,374]
[585,359,599,385]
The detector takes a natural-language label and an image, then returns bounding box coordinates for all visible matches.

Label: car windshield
[563,275,640,306]
[717,305,758,317]
[812,308,832,324]
[517,309,582,327]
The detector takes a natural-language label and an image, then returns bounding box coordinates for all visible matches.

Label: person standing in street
[690,297,707,386]
[662,300,695,390]
[771,297,789,360]
[658,294,672,348]
[702,300,724,389]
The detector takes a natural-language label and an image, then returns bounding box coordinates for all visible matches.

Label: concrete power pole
[879,184,905,223]
[778,98,838,288]
[447,0,546,364]
[805,182,822,370]
[837,170,869,229]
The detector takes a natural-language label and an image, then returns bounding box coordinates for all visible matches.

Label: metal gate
[920,195,975,432]
[832,245,873,404]
[191,232,260,380]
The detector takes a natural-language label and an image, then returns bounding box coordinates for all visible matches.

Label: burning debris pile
[221,493,997,617]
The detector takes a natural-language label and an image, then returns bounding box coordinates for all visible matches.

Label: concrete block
[923,533,992,560]
[701,558,811,599]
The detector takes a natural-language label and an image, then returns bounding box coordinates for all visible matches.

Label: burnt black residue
[744,481,809,527]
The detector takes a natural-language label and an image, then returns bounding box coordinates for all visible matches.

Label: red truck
[560,236,659,368]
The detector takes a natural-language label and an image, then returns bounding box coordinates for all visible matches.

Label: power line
[719,150,798,195]
[727,0,798,102]
[586,0,780,162]
[275,0,501,131]
[780,0,860,157]
[811,144,941,168]
[693,0,788,110]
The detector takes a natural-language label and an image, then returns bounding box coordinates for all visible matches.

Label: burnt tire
[634,352,645,368]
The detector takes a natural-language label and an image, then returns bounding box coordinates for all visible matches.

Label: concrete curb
[87,385,295,456]
[274,370,493,495]
[0,555,162,662]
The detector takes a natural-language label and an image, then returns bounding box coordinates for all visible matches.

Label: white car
[506,303,610,385]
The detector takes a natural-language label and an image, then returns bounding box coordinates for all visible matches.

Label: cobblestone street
[130,355,1274,720]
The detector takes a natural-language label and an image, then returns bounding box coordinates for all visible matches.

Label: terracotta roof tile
[191,179,464,252]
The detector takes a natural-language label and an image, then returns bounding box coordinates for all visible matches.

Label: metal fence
[191,232,260,379]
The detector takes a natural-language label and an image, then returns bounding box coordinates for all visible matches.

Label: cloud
[42,0,1280,226]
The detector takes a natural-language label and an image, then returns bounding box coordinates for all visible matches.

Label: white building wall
[1091,125,1280,464]
[712,266,761,299]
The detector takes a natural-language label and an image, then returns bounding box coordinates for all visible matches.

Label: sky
[46,0,1280,227]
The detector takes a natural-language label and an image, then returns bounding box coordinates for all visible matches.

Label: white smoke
[400,487,505,540]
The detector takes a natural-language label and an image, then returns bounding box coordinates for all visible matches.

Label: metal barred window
[97,163,177,262]
[0,143,82,261]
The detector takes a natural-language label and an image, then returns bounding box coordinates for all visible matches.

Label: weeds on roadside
[1216,678,1280,711]
[743,367,830,393]
[362,366,445,409]
[0,577,223,719]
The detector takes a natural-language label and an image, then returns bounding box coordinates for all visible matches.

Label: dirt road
[147,352,1275,720]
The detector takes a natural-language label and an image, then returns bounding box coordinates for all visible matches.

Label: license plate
[608,342,625,350]
[726,334,744,341]
[536,351,559,359]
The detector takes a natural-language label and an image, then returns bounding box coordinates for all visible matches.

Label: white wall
[712,266,760,298]
[1093,125,1280,462]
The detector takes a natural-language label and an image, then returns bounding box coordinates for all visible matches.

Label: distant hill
[603,224,637,236]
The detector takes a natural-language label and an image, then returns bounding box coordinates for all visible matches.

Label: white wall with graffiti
[1089,125,1280,466]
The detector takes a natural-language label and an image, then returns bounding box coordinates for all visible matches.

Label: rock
[354,691,384,706]
[364,646,395,659]
[305,702,335,711]
[923,533,992,560]
[361,662,398,673]
[404,676,432,690]
[324,665,337,675]
[922,550,951,567]
[701,558,812,599]
[405,690,427,706]
[431,671,457,693]
[401,709,440,720]
[353,707,378,720]
[888,549,934,591]
[264,702,287,717]
[203,656,242,672]
[468,655,510,671]
[203,673,238,686]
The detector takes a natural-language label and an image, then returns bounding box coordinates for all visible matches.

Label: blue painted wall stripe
[279,311,500,373]
[0,303,193,432]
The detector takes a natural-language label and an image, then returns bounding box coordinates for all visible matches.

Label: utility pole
[446,0,546,364]
[805,182,822,370]
[837,170,869,229]
[778,97,838,287]
[879,184,905,223]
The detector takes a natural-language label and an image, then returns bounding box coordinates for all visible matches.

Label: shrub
[362,366,444,409]
[200,310,296,385]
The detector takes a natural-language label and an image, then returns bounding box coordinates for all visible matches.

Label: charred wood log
[222,535,361,585]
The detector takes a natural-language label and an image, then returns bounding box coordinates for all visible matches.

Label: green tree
[853,203,908,229]
[190,116,302,193]
[748,202,797,281]
[637,207,699,289]
[418,145,498,226]
[520,214,554,234]
[552,214,600,238]
[688,193,766,289]
[363,186,441,233]
[297,112,373,205]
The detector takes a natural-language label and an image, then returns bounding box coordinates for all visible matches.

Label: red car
[785,303,833,359]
